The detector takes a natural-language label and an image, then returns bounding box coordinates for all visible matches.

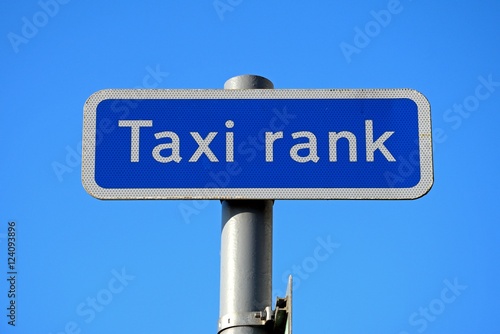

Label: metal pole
[219,75,274,334]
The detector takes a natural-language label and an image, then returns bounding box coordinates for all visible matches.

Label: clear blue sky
[1,0,500,333]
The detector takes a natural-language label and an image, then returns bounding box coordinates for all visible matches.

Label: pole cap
[224,75,274,89]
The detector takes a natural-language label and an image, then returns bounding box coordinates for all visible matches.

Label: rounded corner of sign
[405,89,431,107]
[84,89,115,108]
[81,178,109,200]
[404,87,425,97]
[409,176,434,200]
[85,89,105,103]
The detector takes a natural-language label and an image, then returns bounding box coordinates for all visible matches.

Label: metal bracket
[218,276,293,334]
[218,306,273,333]
[273,275,293,334]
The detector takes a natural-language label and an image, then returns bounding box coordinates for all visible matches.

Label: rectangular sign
[82,89,433,199]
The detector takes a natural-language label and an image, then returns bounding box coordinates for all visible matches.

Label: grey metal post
[219,75,274,334]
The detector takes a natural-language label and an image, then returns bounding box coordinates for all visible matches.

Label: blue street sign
[82,89,433,199]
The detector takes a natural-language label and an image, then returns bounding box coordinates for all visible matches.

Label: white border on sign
[82,89,433,200]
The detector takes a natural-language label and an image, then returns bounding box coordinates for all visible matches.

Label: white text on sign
[118,119,396,163]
